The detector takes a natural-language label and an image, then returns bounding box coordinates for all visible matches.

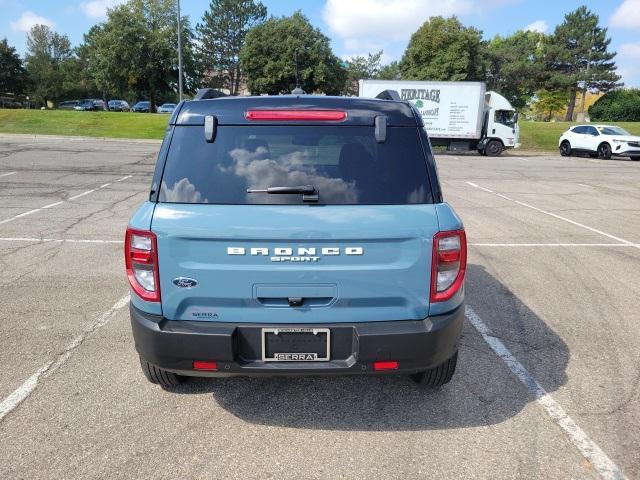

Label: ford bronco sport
[126,90,466,388]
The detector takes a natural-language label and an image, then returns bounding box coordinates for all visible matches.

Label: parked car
[58,100,80,110]
[157,103,176,113]
[132,101,151,113]
[108,100,130,112]
[74,99,106,111]
[559,124,640,160]
[126,90,466,389]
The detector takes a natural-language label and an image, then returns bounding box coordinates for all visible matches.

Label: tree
[197,0,266,95]
[377,61,401,80]
[343,51,382,95]
[25,25,74,106]
[240,12,346,95]
[485,31,545,110]
[400,16,485,81]
[589,89,640,122]
[80,0,197,109]
[545,6,621,121]
[530,89,568,121]
[0,38,26,94]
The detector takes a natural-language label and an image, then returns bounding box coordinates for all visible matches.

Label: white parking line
[0,171,17,178]
[0,295,130,422]
[465,306,628,480]
[0,237,122,244]
[470,243,640,247]
[0,175,132,226]
[466,182,639,248]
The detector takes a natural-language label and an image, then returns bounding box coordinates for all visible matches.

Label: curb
[0,133,162,144]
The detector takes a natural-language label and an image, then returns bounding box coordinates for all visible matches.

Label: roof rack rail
[194,88,229,100]
[375,89,401,101]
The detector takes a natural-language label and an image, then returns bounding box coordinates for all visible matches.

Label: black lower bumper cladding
[130,303,464,377]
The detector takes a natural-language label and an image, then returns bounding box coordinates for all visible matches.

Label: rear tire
[140,357,184,388]
[411,351,458,387]
[485,140,503,157]
[559,140,572,157]
[597,142,612,159]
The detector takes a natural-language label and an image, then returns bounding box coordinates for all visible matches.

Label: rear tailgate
[152,204,438,323]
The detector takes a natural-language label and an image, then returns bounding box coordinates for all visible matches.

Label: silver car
[157,103,177,114]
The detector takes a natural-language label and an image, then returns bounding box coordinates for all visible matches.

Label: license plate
[261,328,330,362]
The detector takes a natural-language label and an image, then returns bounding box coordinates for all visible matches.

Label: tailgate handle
[287,297,303,307]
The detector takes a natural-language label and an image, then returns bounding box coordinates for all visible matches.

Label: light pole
[177,0,184,102]
[578,27,596,122]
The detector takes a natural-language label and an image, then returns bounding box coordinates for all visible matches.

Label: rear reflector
[193,361,218,371]
[373,361,399,371]
[430,229,467,303]
[245,109,347,121]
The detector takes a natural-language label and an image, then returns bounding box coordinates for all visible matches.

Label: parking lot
[0,134,638,479]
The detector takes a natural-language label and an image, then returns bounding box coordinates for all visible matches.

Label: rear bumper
[130,304,464,377]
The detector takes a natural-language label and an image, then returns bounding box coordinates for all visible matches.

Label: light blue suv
[125,89,466,388]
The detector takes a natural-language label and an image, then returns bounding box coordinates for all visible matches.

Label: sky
[2,0,640,86]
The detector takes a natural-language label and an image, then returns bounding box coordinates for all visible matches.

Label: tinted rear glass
[158,126,432,205]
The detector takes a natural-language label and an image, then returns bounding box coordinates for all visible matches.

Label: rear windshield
[158,126,432,205]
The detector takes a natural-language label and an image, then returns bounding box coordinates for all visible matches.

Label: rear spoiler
[375,89,401,101]
[194,88,228,100]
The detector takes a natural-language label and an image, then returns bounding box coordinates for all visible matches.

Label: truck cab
[479,91,520,156]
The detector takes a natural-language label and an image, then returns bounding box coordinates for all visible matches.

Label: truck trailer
[359,80,519,156]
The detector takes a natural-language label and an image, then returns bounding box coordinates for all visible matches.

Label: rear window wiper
[247,185,319,202]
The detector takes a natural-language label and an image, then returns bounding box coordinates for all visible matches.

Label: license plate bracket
[261,328,330,362]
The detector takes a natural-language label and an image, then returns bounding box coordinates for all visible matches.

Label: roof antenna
[291,50,305,95]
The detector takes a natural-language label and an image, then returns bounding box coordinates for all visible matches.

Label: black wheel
[140,357,184,388]
[630,156,640,161]
[485,140,503,157]
[559,140,572,157]
[410,351,458,387]
[597,143,612,159]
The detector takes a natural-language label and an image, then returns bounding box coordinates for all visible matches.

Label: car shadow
[169,264,569,431]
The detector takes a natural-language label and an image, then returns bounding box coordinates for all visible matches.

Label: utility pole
[177,0,184,102]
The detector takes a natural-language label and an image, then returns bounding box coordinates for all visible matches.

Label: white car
[559,124,640,160]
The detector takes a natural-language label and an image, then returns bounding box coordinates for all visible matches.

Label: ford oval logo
[172,277,198,288]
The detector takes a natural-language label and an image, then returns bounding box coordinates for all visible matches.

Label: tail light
[125,228,160,302]
[430,230,467,303]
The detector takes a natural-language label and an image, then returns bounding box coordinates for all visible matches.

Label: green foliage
[377,61,401,81]
[25,25,75,105]
[485,31,545,110]
[197,0,267,95]
[343,51,382,95]
[79,0,198,109]
[589,89,640,122]
[0,38,26,95]
[530,89,569,121]
[400,16,485,81]
[544,6,620,120]
[240,12,346,95]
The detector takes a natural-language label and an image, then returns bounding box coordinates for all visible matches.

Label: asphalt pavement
[0,134,638,479]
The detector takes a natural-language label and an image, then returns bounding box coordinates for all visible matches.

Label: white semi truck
[358,80,520,156]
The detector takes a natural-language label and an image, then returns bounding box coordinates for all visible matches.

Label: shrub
[589,89,640,121]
